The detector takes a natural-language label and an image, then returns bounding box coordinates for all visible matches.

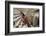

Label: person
[20,12,31,27]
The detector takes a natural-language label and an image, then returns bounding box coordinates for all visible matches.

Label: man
[20,12,32,27]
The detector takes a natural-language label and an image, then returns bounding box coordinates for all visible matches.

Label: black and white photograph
[13,8,39,28]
